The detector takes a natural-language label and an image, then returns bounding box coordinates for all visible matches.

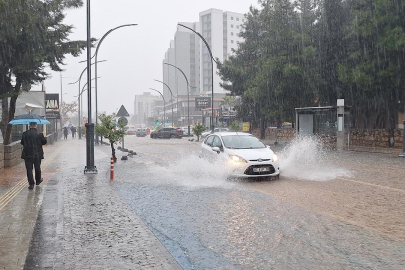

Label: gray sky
[41,0,258,116]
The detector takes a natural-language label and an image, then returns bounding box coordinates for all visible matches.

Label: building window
[231,17,233,20]
[236,25,239,29]
[231,24,234,28]
[231,40,234,43]
[236,18,239,21]
[231,32,234,36]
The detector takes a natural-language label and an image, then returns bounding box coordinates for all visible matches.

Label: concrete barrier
[4,141,23,168]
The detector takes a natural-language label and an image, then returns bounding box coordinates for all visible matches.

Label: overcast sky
[40,0,258,116]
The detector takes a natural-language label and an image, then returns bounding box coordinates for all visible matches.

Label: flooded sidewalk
[0,139,181,270]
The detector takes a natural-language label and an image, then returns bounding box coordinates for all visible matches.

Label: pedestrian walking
[63,126,68,140]
[71,126,76,138]
[20,122,47,190]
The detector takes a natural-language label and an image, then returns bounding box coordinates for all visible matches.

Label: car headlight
[229,155,247,163]
[272,154,278,162]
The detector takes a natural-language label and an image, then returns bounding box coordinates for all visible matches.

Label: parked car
[150,127,183,139]
[200,132,280,179]
[136,128,147,137]
[181,126,194,136]
[127,126,136,135]
[201,128,229,139]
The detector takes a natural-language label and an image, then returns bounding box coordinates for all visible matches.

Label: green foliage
[217,0,405,131]
[0,0,91,144]
[228,121,241,132]
[95,114,126,144]
[192,123,206,137]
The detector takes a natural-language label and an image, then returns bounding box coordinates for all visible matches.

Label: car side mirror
[212,147,221,153]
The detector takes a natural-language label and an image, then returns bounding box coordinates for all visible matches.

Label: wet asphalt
[110,136,405,270]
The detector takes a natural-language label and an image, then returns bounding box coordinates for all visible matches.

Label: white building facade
[199,9,245,95]
[133,92,161,125]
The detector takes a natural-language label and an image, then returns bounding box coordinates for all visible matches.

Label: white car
[200,132,280,179]
[181,126,194,136]
[201,128,229,139]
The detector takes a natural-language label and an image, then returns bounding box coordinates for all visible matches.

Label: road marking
[337,177,405,194]
[0,144,66,212]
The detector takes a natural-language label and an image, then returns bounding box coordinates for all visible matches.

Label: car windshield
[221,135,266,149]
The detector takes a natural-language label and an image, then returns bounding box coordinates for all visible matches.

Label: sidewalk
[0,139,181,270]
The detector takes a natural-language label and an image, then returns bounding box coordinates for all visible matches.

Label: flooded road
[112,135,405,269]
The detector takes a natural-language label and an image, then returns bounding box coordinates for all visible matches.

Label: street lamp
[68,60,106,139]
[163,63,197,136]
[154,79,176,127]
[149,88,165,126]
[178,23,218,132]
[91,23,137,144]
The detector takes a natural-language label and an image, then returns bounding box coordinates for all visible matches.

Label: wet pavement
[112,135,405,269]
[1,134,404,269]
[0,138,181,270]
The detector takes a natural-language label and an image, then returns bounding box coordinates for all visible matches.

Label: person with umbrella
[63,126,69,140]
[70,126,77,138]
[20,122,47,189]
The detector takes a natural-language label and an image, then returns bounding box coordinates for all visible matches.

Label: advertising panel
[45,93,60,119]
[195,97,211,111]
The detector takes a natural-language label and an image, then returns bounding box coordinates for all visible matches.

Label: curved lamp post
[154,79,176,127]
[178,23,218,132]
[69,60,106,139]
[92,23,137,144]
[149,88,166,125]
[163,63,197,136]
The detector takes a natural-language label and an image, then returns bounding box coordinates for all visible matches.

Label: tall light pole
[149,88,165,126]
[178,23,218,132]
[69,60,106,139]
[91,23,137,144]
[84,0,97,173]
[163,63,197,136]
[154,79,176,127]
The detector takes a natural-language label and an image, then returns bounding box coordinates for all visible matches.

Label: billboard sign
[195,97,211,110]
[45,94,60,119]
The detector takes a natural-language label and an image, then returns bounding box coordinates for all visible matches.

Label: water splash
[144,154,235,189]
[279,136,351,181]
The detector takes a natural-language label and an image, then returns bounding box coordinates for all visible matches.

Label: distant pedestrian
[63,127,68,140]
[21,122,47,190]
[71,126,76,138]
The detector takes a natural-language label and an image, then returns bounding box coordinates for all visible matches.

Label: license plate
[253,167,269,172]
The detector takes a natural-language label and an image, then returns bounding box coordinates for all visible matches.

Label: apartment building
[133,92,161,125]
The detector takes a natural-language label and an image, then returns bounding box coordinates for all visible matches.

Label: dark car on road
[150,127,183,139]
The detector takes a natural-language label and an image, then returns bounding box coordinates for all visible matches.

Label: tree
[192,123,206,142]
[0,0,90,145]
[60,101,78,126]
[338,0,405,138]
[95,114,126,163]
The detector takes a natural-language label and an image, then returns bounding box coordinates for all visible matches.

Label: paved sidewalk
[0,139,181,270]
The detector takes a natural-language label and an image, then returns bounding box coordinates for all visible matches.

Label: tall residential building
[162,40,176,102]
[199,9,245,95]
[133,92,161,125]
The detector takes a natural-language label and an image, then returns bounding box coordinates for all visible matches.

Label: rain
[0,0,404,269]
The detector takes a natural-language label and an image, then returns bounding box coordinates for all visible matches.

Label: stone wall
[0,144,4,174]
[252,128,296,142]
[349,129,403,148]
[4,141,23,168]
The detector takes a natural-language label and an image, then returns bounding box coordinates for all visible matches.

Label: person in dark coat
[70,126,76,138]
[63,126,68,140]
[21,122,47,189]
